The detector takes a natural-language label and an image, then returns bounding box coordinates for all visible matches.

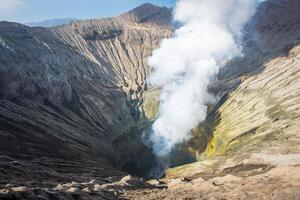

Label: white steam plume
[145,0,259,157]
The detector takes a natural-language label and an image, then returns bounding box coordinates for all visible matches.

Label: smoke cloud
[144,0,259,157]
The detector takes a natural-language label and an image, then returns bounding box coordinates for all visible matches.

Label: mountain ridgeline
[25,18,77,27]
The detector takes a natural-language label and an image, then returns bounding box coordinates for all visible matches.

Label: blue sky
[0,0,175,23]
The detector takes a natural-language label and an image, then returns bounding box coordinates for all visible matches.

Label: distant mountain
[25,18,76,27]
[117,3,172,26]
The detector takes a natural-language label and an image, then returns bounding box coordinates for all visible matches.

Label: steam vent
[0,0,300,199]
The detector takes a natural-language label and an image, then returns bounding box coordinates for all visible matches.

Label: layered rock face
[164,0,300,198]
[186,0,300,162]
[0,3,172,183]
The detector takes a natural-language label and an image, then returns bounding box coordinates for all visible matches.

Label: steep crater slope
[135,0,300,171]
[166,0,300,182]
[0,3,172,183]
[117,0,300,199]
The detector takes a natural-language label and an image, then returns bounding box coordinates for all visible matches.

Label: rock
[93,184,103,192]
[65,187,79,193]
[0,189,10,194]
[11,186,29,192]
[167,179,186,189]
[82,187,91,193]
[147,179,165,186]
[118,175,151,188]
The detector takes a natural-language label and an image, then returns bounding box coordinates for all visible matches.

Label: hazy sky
[0,0,175,23]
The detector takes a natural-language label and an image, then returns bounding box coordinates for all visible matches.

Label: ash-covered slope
[0,3,172,184]
[193,0,300,160]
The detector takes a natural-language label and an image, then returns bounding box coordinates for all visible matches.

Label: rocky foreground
[1,165,299,199]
